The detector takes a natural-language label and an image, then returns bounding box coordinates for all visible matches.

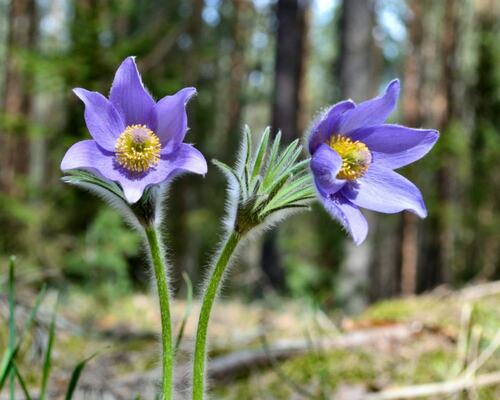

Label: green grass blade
[40,297,59,400]
[174,272,193,355]
[7,257,15,399]
[64,354,97,400]
[13,363,32,400]
[0,285,46,389]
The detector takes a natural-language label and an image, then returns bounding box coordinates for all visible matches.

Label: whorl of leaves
[213,126,315,234]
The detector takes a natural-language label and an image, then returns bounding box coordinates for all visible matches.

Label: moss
[4,287,500,398]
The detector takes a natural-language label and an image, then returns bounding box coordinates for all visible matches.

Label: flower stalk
[192,231,241,400]
[144,224,174,400]
[192,127,315,399]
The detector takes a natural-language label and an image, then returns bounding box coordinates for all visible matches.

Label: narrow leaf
[212,159,244,195]
[261,204,311,218]
[174,272,193,355]
[64,353,97,400]
[62,169,125,201]
[251,127,270,179]
[261,131,282,189]
[40,297,59,400]
[0,285,46,389]
[264,139,301,188]
[13,363,32,400]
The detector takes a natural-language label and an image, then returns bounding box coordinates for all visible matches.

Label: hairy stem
[145,225,173,400]
[192,231,241,400]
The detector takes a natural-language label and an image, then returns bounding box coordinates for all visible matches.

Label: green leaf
[62,169,125,201]
[243,125,253,168]
[263,139,301,189]
[261,131,282,189]
[251,127,270,179]
[273,140,302,176]
[0,285,46,390]
[174,272,193,355]
[284,158,310,177]
[259,173,291,208]
[40,297,59,400]
[212,159,244,194]
[12,363,32,400]
[262,203,311,217]
[64,353,97,400]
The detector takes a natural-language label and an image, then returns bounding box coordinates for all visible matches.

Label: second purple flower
[308,80,439,245]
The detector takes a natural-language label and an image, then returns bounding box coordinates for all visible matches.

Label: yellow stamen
[328,135,371,180]
[115,125,161,172]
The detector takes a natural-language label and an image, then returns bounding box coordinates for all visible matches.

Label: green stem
[192,231,241,400]
[145,225,173,400]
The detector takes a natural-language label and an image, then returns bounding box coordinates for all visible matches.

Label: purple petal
[155,87,197,150]
[161,143,208,177]
[319,193,368,245]
[61,139,107,172]
[343,164,427,217]
[349,124,439,169]
[73,88,125,151]
[308,100,356,154]
[310,144,346,196]
[109,57,156,128]
[339,79,400,134]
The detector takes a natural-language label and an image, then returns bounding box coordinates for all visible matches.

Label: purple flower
[308,80,438,245]
[61,56,207,203]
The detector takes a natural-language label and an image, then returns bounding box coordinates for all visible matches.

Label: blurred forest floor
[1,282,500,399]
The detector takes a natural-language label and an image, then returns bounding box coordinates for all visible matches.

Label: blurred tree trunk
[399,0,424,296]
[261,0,307,291]
[336,0,377,312]
[423,0,473,290]
[226,1,250,149]
[399,0,474,292]
[470,0,500,279]
[434,0,458,287]
[169,0,204,288]
[0,0,37,195]
[215,0,252,156]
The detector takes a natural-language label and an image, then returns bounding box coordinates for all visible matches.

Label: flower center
[115,125,161,172]
[328,135,371,180]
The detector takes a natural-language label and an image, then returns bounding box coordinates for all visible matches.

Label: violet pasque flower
[308,80,438,245]
[61,56,207,203]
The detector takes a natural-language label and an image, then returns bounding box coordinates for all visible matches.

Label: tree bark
[336,0,376,311]
[399,0,424,296]
[261,0,308,291]
[0,0,37,195]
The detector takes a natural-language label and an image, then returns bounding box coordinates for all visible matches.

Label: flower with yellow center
[115,124,161,172]
[328,135,371,180]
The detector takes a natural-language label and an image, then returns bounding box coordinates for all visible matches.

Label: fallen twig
[363,371,500,400]
[208,323,423,381]
[459,280,500,300]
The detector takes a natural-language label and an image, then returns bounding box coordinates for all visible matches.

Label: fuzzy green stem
[145,225,173,400]
[192,231,241,400]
